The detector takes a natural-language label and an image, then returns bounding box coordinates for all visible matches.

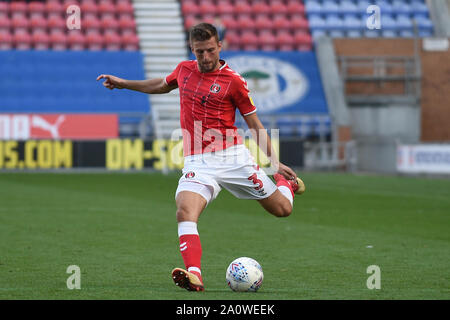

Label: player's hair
[189,23,219,45]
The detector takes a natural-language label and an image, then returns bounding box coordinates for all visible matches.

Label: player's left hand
[277,163,297,181]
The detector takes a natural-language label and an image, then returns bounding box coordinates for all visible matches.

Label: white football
[226,257,264,292]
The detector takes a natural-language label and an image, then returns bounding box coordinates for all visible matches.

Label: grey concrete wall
[349,103,421,173]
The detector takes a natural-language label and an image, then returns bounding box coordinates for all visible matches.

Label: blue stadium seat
[321,0,340,15]
[411,0,430,14]
[396,14,414,30]
[305,0,322,15]
[375,0,393,14]
[381,15,398,30]
[343,15,362,31]
[392,0,412,15]
[340,0,359,15]
[308,14,327,30]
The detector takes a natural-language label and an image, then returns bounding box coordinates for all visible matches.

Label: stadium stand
[0,0,149,137]
[0,0,139,51]
[181,0,313,51]
[305,0,434,39]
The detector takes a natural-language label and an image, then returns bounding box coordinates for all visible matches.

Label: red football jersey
[165,60,257,156]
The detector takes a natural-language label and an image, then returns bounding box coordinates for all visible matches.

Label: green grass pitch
[0,171,449,300]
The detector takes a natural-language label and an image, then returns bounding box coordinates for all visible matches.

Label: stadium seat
[101,16,120,35]
[84,15,102,35]
[0,17,10,34]
[199,1,216,15]
[294,32,313,51]
[0,32,13,50]
[381,30,398,38]
[396,15,414,30]
[46,0,64,18]
[380,15,398,31]
[14,32,32,50]
[252,1,271,15]
[221,14,238,30]
[259,30,276,51]
[343,14,362,31]
[11,16,30,34]
[217,1,234,15]
[105,32,122,51]
[286,0,305,15]
[10,1,27,15]
[48,16,66,35]
[325,15,344,31]
[276,30,295,51]
[181,0,199,16]
[86,32,103,50]
[270,1,288,15]
[30,16,48,35]
[116,1,134,16]
[225,32,240,50]
[254,14,273,31]
[340,0,359,15]
[50,32,67,50]
[411,0,430,14]
[81,1,98,16]
[291,14,309,30]
[308,14,326,30]
[98,1,116,19]
[184,14,198,30]
[32,32,50,50]
[28,1,46,18]
[122,33,139,51]
[237,14,255,29]
[118,16,137,36]
[273,15,292,31]
[68,31,86,50]
[321,0,340,14]
[305,1,322,14]
[240,30,258,49]
[234,1,252,15]
[392,0,412,15]
[0,2,8,19]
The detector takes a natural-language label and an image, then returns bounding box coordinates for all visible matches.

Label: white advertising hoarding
[397,144,450,174]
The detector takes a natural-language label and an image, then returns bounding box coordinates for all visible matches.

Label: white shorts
[175,144,277,204]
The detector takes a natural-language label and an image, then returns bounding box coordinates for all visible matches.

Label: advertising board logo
[226,56,308,112]
[0,114,118,140]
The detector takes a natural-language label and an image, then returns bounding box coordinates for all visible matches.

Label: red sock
[274,174,294,198]
[179,234,203,281]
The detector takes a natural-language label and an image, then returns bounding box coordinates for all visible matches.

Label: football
[226,257,264,292]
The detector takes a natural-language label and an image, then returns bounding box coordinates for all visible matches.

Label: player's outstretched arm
[96,74,177,94]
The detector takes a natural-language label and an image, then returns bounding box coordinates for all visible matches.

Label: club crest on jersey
[185,171,195,179]
[209,83,221,93]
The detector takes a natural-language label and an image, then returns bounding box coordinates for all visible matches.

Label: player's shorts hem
[175,181,214,204]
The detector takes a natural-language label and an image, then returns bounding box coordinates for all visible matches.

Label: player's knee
[273,202,292,218]
[176,206,191,222]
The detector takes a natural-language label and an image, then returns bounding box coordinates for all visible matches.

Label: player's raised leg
[172,189,209,291]
[258,174,305,217]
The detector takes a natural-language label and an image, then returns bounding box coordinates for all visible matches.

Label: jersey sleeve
[231,75,257,116]
[164,62,182,87]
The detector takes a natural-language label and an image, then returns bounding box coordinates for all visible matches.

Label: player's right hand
[96,74,124,90]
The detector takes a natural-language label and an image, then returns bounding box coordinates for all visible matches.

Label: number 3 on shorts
[248,173,264,190]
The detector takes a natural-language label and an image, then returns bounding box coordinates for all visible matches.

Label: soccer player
[97,23,305,292]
